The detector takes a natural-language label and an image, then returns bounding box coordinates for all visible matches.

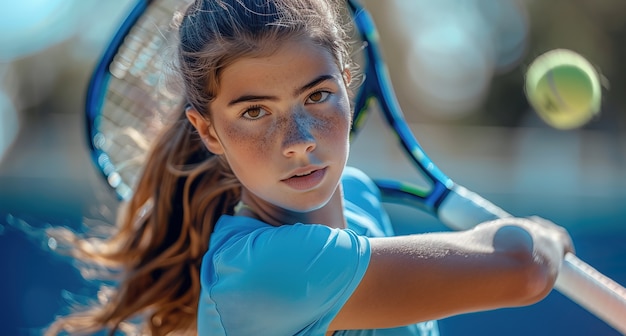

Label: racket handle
[439,185,626,334]
[555,253,626,334]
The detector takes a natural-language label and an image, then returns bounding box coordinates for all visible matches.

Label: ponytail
[47,106,241,335]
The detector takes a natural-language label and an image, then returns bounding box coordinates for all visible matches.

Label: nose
[282,113,317,157]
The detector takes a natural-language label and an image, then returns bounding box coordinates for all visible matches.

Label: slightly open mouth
[294,170,315,177]
[282,167,327,190]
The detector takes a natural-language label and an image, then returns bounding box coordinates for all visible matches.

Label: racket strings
[96,0,189,195]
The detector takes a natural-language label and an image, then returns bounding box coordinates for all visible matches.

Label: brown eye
[306,91,330,104]
[243,106,267,120]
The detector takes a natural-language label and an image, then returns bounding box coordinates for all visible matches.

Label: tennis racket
[85,0,626,333]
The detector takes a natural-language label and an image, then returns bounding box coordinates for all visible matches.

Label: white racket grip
[438,185,512,230]
[439,185,626,334]
[555,254,626,334]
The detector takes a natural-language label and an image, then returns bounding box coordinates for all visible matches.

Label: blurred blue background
[1,0,625,335]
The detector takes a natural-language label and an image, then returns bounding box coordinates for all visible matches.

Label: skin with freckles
[186,38,352,227]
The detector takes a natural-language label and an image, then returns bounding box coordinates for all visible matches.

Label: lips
[281,166,327,191]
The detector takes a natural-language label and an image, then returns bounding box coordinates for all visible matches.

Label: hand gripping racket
[85,0,626,333]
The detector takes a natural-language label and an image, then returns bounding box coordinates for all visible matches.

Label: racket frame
[85,0,150,199]
[347,0,454,216]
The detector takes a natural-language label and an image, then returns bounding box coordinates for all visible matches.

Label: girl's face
[189,38,352,213]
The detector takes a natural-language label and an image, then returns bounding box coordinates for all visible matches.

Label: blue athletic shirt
[197,167,439,336]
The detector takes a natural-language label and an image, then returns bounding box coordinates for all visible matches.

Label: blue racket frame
[347,0,454,215]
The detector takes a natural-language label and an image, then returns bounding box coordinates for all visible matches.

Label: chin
[282,199,328,213]
[282,189,337,213]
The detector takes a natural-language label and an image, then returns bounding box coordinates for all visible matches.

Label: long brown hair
[47,0,353,334]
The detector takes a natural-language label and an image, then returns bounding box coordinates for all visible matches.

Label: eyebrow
[227,74,336,107]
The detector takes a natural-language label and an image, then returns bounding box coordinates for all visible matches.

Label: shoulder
[200,217,372,334]
[212,217,370,276]
[342,166,381,197]
[342,167,394,237]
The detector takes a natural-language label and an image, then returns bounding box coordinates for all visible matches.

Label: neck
[239,186,346,229]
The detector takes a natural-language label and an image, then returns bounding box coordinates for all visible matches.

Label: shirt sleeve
[206,222,371,335]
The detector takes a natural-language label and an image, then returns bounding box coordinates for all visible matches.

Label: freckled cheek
[315,116,347,141]
[313,106,351,141]
[222,124,276,159]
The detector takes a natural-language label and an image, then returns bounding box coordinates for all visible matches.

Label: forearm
[332,220,566,330]
[372,226,547,313]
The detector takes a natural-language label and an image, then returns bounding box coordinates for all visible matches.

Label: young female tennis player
[47,0,573,335]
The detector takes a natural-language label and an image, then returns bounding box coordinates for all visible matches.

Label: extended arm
[329,217,573,331]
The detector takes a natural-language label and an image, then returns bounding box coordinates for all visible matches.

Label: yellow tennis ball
[524,49,601,130]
